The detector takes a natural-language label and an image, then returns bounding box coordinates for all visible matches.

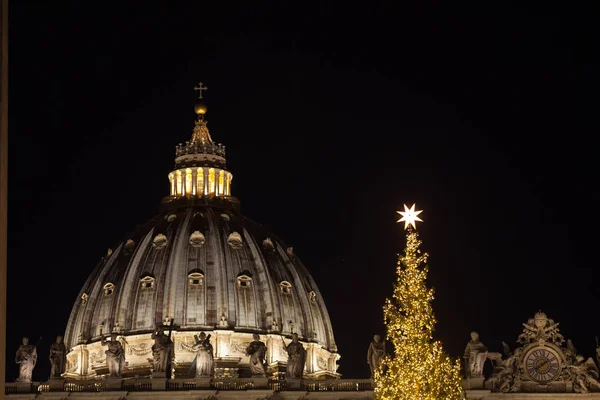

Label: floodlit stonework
[7,93,599,400]
[56,98,339,383]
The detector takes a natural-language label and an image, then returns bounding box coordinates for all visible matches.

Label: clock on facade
[523,346,562,383]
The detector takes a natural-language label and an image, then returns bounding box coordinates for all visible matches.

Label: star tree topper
[396,203,423,230]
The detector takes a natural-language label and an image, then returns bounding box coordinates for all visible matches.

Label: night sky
[6,2,599,381]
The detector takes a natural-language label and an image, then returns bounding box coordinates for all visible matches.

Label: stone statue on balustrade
[192,332,214,377]
[464,331,488,378]
[49,335,67,378]
[101,333,125,378]
[150,325,174,375]
[284,333,306,379]
[367,334,386,378]
[15,337,37,382]
[246,333,267,376]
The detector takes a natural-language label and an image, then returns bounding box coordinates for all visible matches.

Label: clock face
[524,347,561,383]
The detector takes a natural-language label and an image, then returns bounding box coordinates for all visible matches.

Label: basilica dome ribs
[63,99,340,379]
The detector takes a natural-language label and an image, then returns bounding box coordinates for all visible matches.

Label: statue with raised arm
[285,333,306,379]
[150,325,174,374]
[49,335,67,378]
[367,334,386,378]
[192,332,214,377]
[246,333,267,376]
[101,333,125,378]
[15,337,37,382]
[464,331,488,378]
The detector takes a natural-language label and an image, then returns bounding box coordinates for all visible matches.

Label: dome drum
[64,330,340,379]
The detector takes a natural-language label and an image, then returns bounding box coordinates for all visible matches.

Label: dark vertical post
[0,0,8,398]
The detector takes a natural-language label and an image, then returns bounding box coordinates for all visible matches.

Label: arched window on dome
[308,290,317,303]
[140,274,155,289]
[186,270,206,326]
[237,274,252,288]
[280,281,292,295]
[81,293,89,305]
[103,283,115,296]
[188,271,204,286]
[236,271,256,327]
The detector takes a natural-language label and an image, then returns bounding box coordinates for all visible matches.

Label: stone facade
[63,331,339,379]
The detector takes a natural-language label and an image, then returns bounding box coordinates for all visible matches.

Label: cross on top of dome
[174,83,226,161]
[194,82,208,99]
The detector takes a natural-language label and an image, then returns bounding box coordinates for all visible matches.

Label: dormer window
[227,232,243,250]
[140,275,155,289]
[308,290,317,303]
[103,283,115,296]
[81,293,89,305]
[188,271,204,286]
[237,274,252,288]
[280,281,292,295]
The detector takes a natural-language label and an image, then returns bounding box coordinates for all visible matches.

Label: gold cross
[194,82,208,99]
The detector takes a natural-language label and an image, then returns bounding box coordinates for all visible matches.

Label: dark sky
[6,1,600,381]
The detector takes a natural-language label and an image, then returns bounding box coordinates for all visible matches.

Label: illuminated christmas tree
[374,204,463,400]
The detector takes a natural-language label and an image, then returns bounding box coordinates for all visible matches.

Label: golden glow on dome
[396,203,424,230]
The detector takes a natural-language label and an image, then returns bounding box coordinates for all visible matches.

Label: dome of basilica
[62,100,340,379]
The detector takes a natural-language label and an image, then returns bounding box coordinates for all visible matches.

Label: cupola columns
[168,99,233,199]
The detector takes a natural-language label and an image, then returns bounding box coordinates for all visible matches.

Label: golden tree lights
[375,205,463,400]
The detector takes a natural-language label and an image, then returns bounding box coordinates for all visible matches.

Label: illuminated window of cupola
[237,274,252,288]
[185,168,193,195]
[208,168,215,194]
[168,173,175,196]
[140,275,155,289]
[218,170,224,195]
[175,170,183,196]
[81,293,89,305]
[103,283,115,296]
[196,168,204,194]
[188,271,204,286]
[280,281,292,295]
[308,290,317,303]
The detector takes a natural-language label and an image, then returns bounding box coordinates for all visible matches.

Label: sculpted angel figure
[489,342,522,393]
[150,325,174,374]
[284,333,306,379]
[367,334,386,378]
[464,331,487,378]
[565,340,600,393]
[49,336,67,378]
[246,334,267,376]
[101,333,125,378]
[192,332,214,377]
[15,337,37,382]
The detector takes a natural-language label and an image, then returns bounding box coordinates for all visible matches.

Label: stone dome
[62,102,339,379]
